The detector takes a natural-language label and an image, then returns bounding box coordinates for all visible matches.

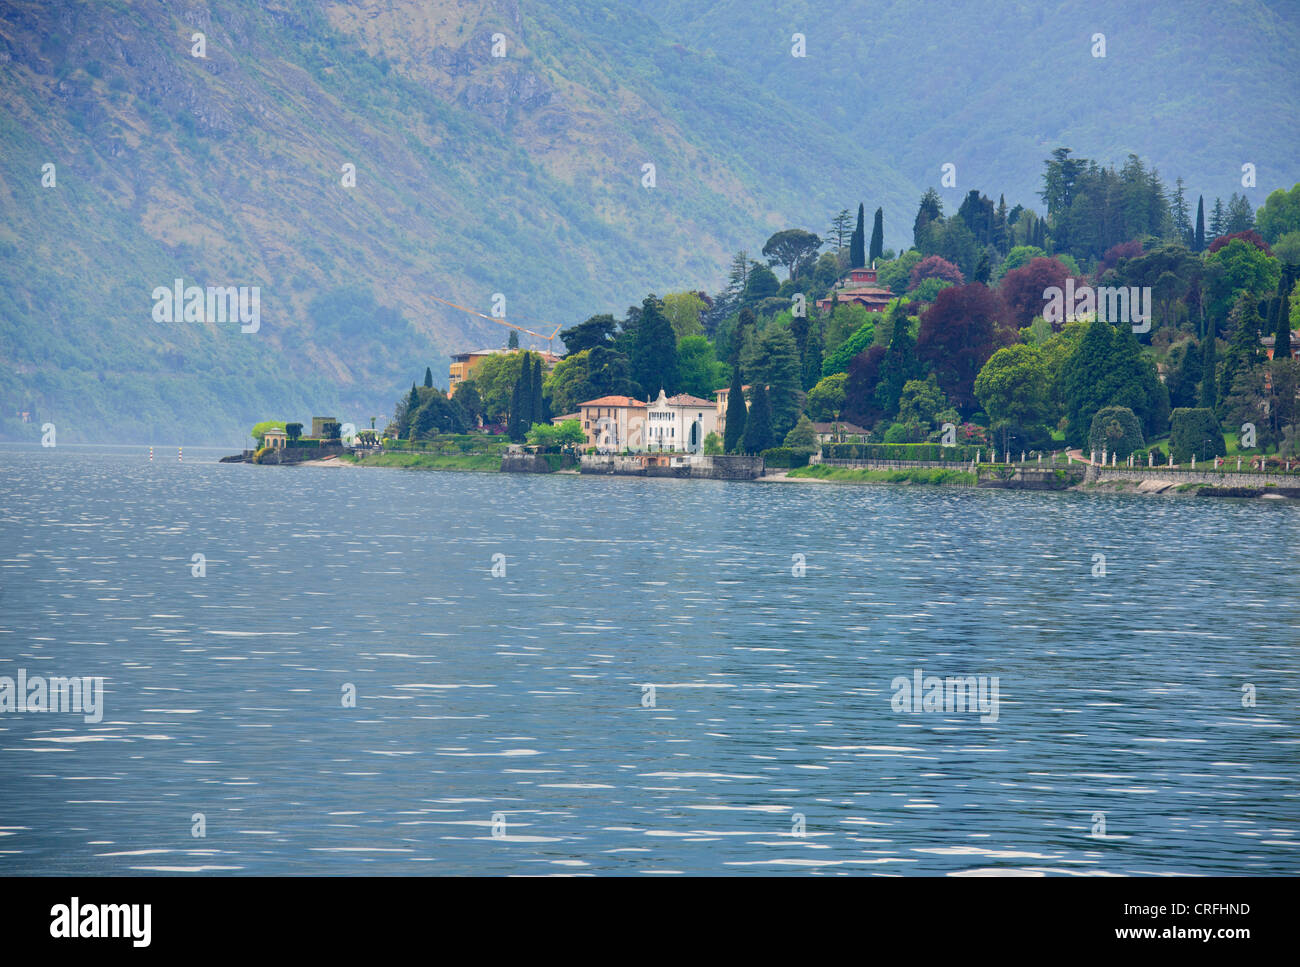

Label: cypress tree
[403,384,419,438]
[508,329,519,350]
[742,382,775,454]
[850,203,866,268]
[1275,268,1294,362]
[424,367,433,388]
[723,368,747,454]
[1199,332,1217,409]
[532,354,545,424]
[1194,196,1205,252]
[802,317,824,391]
[868,207,884,264]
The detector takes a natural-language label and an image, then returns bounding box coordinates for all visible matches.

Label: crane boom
[427,293,563,342]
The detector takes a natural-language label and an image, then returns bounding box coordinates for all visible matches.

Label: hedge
[761,447,812,468]
[822,442,987,462]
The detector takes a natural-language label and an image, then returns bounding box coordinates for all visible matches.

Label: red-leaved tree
[1097,240,1143,279]
[909,255,965,291]
[998,256,1081,328]
[1207,230,1273,256]
[917,283,1012,413]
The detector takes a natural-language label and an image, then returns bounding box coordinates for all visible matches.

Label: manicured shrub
[1087,405,1145,459]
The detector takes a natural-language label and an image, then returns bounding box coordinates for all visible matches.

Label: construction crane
[426,292,563,345]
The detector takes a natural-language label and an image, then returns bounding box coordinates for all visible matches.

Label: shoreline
[234,449,1300,500]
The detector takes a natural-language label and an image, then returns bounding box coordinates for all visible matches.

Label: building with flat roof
[449,348,563,395]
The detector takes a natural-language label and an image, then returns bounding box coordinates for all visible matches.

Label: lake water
[1,445,1297,875]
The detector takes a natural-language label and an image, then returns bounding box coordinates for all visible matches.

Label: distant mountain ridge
[1,0,1296,443]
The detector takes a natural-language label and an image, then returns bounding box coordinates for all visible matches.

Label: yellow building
[449,348,563,395]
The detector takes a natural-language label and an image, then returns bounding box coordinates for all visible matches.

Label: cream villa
[645,389,719,452]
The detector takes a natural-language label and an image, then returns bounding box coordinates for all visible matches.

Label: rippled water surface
[1,445,1297,875]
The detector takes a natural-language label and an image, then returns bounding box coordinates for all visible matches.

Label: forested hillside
[2,0,1297,444]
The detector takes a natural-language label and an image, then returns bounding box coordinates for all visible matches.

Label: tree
[676,335,727,400]
[897,374,947,431]
[1225,192,1255,233]
[741,326,802,439]
[409,389,467,439]
[728,306,757,367]
[285,422,303,442]
[873,302,921,418]
[661,291,706,340]
[531,354,545,425]
[909,255,964,291]
[974,344,1051,453]
[526,419,584,450]
[454,381,484,427]
[1163,339,1202,410]
[423,367,433,388]
[805,372,847,421]
[762,229,822,280]
[703,431,723,455]
[827,209,852,254]
[801,315,823,390]
[917,283,1010,412]
[1210,197,1227,238]
[724,368,747,454]
[869,207,884,264]
[1200,332,1218,408]
[630,296,678,397]
[1255,184,1300,244]
[850,203,866,268]
[742,382,775,454]
[1169,408,1225,463]
[1087,406,1144,459]
[821,313,879,377]
[742,263,780,301]
[1194,195,1206,252]
[842,345,888,427]
[507,329,519,350]
[470,352,529,423]
[784,414,818,455]
[560,314,618,355]
[507,361,528,441]
[999,257,1076,327]
[1218,292,1266,415]
[1059,317,1169,446]
[1172,178,1191,246]
[913,188,942,249]
[1275,266,1295,361]
[544,347,640,415]
[1204,238,1280,332]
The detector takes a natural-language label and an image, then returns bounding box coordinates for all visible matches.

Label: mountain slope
[1,0,1297,444]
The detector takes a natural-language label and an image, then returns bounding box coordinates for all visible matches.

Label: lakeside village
[235,152,1300,497]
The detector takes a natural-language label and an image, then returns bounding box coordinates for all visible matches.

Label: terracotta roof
[662,393,714,407]
[812,421,869,434]
[579,395,647,408]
